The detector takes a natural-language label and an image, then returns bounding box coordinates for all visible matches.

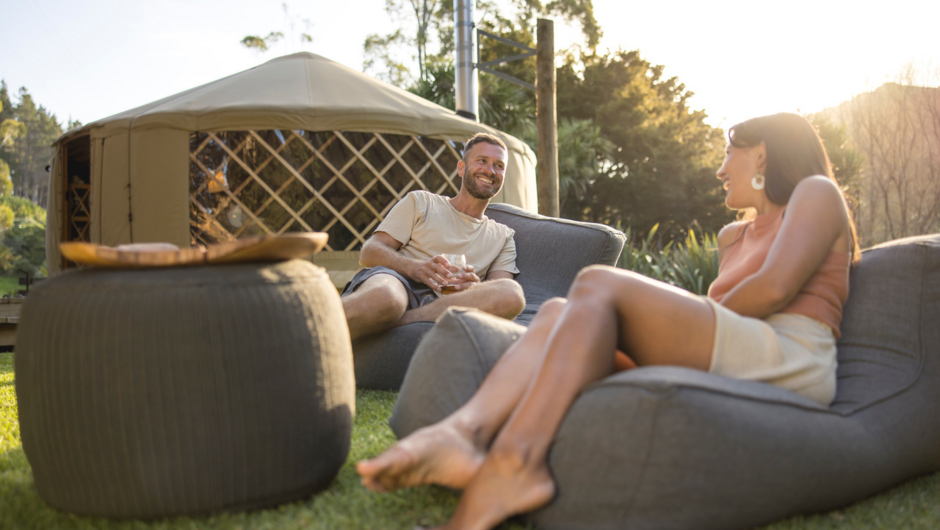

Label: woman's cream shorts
[703,297,838,406]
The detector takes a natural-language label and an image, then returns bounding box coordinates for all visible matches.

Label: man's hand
[412,255,456,291]
[443,262,481,292]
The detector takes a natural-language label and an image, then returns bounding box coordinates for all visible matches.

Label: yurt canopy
[49,52,537,274]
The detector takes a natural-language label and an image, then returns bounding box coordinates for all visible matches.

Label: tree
[556,50,729,240]
[364,0,442,86]
[0,205,12,230]
[808,113,864,219]
[0,86,25,197]
[498,0,601,49]
[240,3,312,54]
[364,30,412,86]
[556,117,614,215]
[0,195,46,275]
[241,32,284,52]
[810,114,864,190]
[825,73,940,246]
[364,0,600,87]
[0,82,63,207]
[410,56,535,140]
[367,2,726,242]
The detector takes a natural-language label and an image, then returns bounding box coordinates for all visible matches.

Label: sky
[1,0,938,131]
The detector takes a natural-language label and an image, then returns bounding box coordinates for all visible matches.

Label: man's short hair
[462,133,507,163]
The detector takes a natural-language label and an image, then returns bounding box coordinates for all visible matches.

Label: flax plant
[617,224,720,296]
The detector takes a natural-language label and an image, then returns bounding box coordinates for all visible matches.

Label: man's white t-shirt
[375,191,519,279]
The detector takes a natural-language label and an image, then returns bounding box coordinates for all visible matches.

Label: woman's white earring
[751,174,765,190]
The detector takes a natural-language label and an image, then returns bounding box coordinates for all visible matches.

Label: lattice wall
[66,182,91,242]
[189,130,464,250]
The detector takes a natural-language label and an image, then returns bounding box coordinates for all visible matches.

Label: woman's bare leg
[438,266,717,530]
[357,298,569,492]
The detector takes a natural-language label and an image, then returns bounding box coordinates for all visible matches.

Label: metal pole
[454,0,478,121]
[536,18,559,217]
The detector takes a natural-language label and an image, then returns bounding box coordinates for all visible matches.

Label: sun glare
[551,0,940,128]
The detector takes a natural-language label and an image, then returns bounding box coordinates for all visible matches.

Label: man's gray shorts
[341,266,438,310]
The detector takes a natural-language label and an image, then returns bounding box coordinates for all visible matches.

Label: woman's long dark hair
[728,113,860,263]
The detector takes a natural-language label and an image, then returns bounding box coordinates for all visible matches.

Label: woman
[356,113,860,530]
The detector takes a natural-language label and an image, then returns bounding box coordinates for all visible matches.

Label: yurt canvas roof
[49,52,537,272]
[64,52,535,148]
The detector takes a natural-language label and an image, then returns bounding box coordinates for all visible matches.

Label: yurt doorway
[62,134,91,244]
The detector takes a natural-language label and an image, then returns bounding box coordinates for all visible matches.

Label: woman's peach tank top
[707,208,851,338]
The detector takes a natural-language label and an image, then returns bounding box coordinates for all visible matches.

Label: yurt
[48,52,538,283]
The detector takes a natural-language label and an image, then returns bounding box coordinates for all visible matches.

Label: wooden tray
[60,233,329,268]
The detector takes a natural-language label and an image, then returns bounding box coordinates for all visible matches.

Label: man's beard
[462,170,501,200]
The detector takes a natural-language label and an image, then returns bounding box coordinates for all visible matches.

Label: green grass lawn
[0,276,21,297]
[2,351,938,529]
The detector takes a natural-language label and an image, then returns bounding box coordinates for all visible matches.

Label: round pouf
[15,259,354,518]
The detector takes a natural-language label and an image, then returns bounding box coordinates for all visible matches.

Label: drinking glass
[440,254,467,294]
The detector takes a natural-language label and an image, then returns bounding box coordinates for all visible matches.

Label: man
[341,133,526,339]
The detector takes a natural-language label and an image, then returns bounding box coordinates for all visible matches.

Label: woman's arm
[720,176,850,319]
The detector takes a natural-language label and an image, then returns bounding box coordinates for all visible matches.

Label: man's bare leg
[341,274,410,340]
[356,298,567,492]
[396,278,525,327]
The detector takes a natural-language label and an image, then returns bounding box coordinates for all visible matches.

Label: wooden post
[536,18,559,218]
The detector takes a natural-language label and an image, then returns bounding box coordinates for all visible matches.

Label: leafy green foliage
[0,82,63,206]
[0,195,46,277]
[557,50,732,241]
[0,99,27,149]
[4,222,45,277]
[365,0,599,88]
[0,206,12,231]
[364,0,441,86]
[364,29,413,87]
[0,161,12,197]
[810,115,864,187]
[557,117,615,213]
[501,0,602,49]
[399,6,731,245]
[410,58,535,140]
[240,4,313,56]
[618,224,720,295]
[240,32,283,52]
[809,114,865,215]
[0,195,45,225]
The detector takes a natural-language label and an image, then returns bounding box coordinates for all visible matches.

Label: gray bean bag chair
[15,260,355,519]
[353,203,626,390]
[390,233,940,530]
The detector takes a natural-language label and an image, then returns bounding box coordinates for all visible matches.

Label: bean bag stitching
[31,274,325,293]
[834,242,929,415]
[617,393,664,527]
[31,263,326,292]
[871,235,939,250]
[452,309,489,372]
[486,204,625,264]
[588,378,839,415]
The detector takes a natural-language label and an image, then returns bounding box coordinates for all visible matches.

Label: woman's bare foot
[435,442,556,530]
[356,419,485,492]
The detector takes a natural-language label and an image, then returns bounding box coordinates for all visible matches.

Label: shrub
[0,196,46,277]
[618,225,720,295]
